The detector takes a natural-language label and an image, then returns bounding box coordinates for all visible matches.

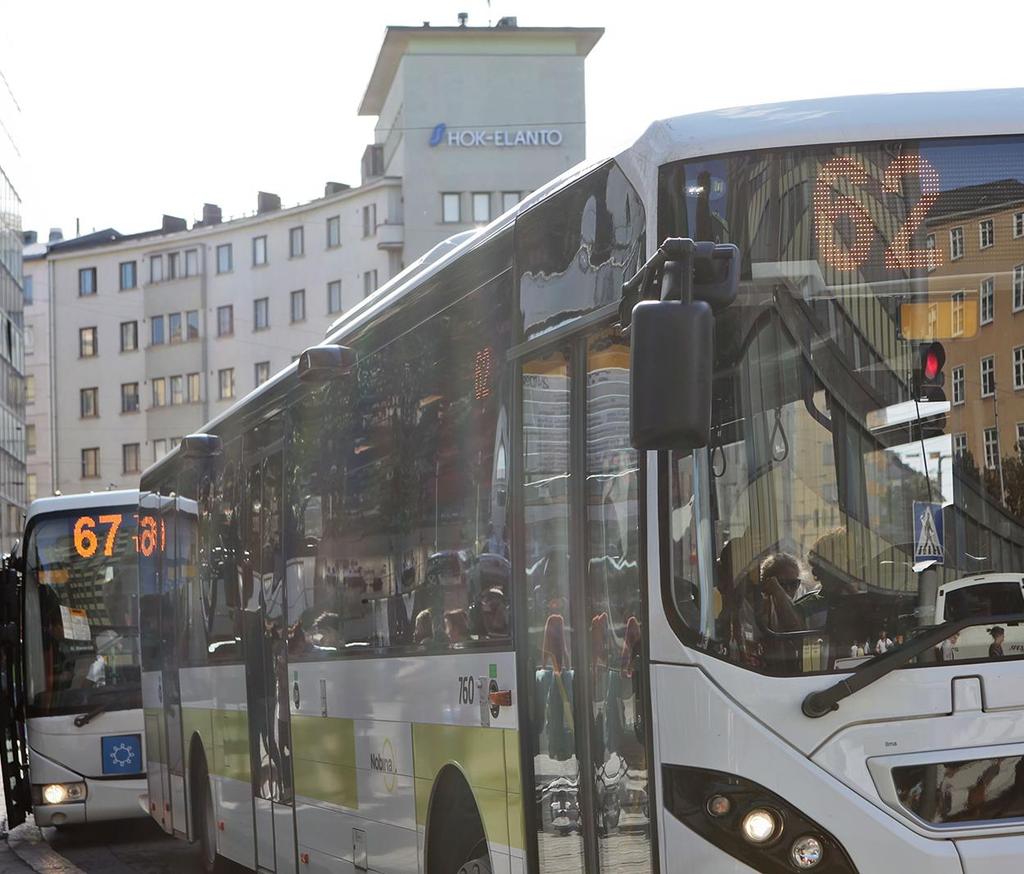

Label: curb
[6,823,86,874]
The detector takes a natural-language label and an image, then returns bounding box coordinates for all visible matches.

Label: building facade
[26,20,601,496]
[0,77,26,549]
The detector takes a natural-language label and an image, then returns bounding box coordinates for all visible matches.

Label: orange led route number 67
[72,513,164,559]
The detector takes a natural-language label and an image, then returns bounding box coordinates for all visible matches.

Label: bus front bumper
[33,777,148,827]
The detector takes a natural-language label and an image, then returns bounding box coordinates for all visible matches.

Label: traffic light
[913,341,946,402]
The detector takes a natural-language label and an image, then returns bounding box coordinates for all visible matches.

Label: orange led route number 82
[72,513,165,559]
[813,154,943,272]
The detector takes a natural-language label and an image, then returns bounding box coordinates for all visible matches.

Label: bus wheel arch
[424,763,491,874]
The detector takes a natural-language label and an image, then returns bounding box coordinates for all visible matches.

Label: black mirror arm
[802,612,1024,718]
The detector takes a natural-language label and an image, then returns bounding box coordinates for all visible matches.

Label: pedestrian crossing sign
[913,501,944,564]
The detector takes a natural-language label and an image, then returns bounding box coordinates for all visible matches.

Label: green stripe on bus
[412,724,523,850]
[291,715,358,809]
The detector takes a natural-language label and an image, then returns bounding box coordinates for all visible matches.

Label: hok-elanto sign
[429,122,562,148]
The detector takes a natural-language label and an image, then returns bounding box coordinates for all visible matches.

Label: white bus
[0,491,147,829]
[138,89,1024,874]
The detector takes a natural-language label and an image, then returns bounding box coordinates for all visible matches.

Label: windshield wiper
[801,612,1024,718]
[73,701,109,728]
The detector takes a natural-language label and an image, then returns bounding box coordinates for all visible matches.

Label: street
[43,821,209,874]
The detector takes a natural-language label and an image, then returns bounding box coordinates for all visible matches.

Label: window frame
[169,375,184,406]
[121,381,140,414]
[254,360,271,387]
[289,226,305,258]
[290,289,306,323]
[149,254,164,283]
[252,235,268,266]
[979,218,994,250]
[122,442,141,475]
[980,277,995,325]
[79,326,97,358]
[1013,264,1024,313]
[152,377,166,408]
[952,364,965,405]
[362,204,377,238]
[950,226,964,261]
[186,309,200,341]
[187,372,201,404]
[472,192,491,224]
[217,304,233,337]
[81,447,100,480]
[216,243,233,274]
[326,215,341,249]
[501,191,521,213]
[119,260,137,291]
[983,427,1000,470]
[981,355,996,398]
[363,269,378,297]
[1015,211,1024,239]
[327,279,342,314]
[78,267,97,297]
[442,192,461,223]
[79,386,98,419]
[253,297,270,331]
[151,315,165,346]
[218,367,235,400]
[120,320,138,353]
[168,311,183,344]
[185,248,199,276]
[1014,346,1024,391]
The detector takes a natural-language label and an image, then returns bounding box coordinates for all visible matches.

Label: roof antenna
[458,11,468,27]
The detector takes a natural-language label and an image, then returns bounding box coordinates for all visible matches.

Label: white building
[25,18,601,496]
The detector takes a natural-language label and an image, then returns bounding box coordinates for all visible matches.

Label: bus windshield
[23,508,141,716]
[660,135,1024,675]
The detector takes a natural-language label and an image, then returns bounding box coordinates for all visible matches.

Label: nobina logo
[369,737,397,792]
[429,123,447,147]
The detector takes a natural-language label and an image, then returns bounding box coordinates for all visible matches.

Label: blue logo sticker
[101,734,143,775]
[429,122,446,147]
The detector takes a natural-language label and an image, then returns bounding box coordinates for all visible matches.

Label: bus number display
[72,513,164,559]
[813,154,942,272]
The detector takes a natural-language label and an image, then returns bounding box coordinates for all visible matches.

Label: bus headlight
[40,782,86,805]
[791,835,824,868]
[740,808,779,844]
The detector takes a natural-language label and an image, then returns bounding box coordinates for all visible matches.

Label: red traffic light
[924,348,941,380]
[919,341,945,383]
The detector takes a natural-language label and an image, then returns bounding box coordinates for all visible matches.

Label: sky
[1,0,1022,237]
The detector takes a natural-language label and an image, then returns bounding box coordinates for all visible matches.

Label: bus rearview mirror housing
[297,343,357,383]
[630,299,714,451]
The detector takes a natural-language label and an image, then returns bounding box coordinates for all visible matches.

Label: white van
[935,574,1024,661]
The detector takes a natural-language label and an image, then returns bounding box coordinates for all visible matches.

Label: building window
[327,215,341,248]
[363,270,378,297]
[121,382,139,413]
[169,312,183,344]
[984,427,1000,470]
[170,436,182,450]
[924,234,936,272]
[217,305,233,337]
[22,274,32,305]
[954,432,968,457]
[362,204,376,237]
[150,254,164,283]
[218,368,235,400]
[1015,346,1024,390]
[122,443,140,475]
[79,326,97,358]
[187,372,201,403]
[952,365,965,405]
[81,448,100,479]
[1015,211,1024,239]
[327,280,342,314]
[170,375,184,406]
[254,297,269,331]
[216,243,233,274]
[252,235,268,266]
[78,267,97,296]
[24,325,34,355]
[186,309,199,340]
[118,320,137,353]
[290,226,304,257]
[119,261,137,290]
[25,424,36,454]
[980,277,995,325]
[1017,422,1024,453]
[152,377,166,407]
[290,289,306,323]
[979,218,994,249]
[981,355,995,397]
[951,291,965,336]
[255,361,270,386]
[151,315,165,346]
[27,473,37,503]
[167,251,180,280]
[80,387,98,418]
[1014,264,1024,312]
[950,226,964,261]
[153,439,166,461]
[502,191,521,213]
[442,192,461,223]
[26,374,34,405]
[185,248,199,276]
[472,192,490,223]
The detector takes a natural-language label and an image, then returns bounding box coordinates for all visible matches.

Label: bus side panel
[141,670,167,829]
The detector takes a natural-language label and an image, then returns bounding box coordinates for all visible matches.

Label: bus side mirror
[630,299,714,451]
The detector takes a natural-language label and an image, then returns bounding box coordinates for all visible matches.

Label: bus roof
[26,490,140,525]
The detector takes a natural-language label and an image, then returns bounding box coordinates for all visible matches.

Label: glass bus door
[0,556,30,829]
[520,327,655,874]
[242,429,297,874]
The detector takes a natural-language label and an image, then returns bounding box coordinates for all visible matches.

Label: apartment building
[26,18,601,495]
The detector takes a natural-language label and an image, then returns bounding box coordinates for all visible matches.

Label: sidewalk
[1,784,84,874]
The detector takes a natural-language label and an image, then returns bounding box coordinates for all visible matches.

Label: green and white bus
[140,89,1024,874]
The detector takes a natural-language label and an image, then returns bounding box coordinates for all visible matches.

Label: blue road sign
[913,501,944,564]
[101,734,143,775]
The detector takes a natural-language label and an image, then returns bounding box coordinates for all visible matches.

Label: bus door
[518,327,656,874]
[0,555,31,829]
[242,429,297,874]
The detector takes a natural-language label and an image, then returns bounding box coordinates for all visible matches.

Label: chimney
[162,215,187,233]
[23,230,37,245]
[48,227,64,243]
[201,203,222,225]
[458,11,468,26]
[325,181,350,196]
[257,192,281,214]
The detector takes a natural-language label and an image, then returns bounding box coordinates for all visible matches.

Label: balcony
[376,222,404,251]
